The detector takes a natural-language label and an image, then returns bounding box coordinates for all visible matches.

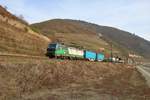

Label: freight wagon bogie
[97,60,103,62]
[88,58,95,61]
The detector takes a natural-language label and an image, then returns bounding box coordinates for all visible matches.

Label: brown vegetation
[0,20,49,56]
[0,57,149,100]
[0,5,50,56]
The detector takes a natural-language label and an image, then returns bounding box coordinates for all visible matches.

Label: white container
[68,47,84,56]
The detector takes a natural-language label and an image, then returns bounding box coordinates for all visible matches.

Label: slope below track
[0,57,150,100]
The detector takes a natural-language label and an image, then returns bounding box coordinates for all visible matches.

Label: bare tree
[18,14,24,20]
[4,6,7,9]
[17,14,28,25]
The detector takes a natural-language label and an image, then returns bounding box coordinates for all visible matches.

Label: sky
[0,0,150,41]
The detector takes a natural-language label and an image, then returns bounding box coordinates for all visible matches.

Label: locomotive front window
[48,44,57,49]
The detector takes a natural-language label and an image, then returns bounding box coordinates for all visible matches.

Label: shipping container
[84,50,96,61]
[68,47,84,58]
[96,53,105,61]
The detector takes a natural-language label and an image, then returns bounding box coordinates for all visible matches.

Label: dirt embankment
[0,58,150,100]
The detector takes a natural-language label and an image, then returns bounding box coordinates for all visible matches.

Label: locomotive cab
[46,43,58,58]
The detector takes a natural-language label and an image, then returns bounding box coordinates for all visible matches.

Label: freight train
[46,42,105,61]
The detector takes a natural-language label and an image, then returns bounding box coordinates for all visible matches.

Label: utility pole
[110,43,113,62]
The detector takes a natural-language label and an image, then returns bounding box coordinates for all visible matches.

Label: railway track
[0,53,48,59]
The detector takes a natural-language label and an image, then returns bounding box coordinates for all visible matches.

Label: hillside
[71,20,150,58]
[31,19,150,59]
[31,19,126,58]
[0,5,50,56]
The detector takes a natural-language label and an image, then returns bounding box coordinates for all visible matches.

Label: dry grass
[55,33,109,50]
[0,57,149,100]
[0,21,49,56]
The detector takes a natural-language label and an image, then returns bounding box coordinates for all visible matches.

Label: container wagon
[84,50,97,61]
[96,53,105,61]
[68,47,84,59]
